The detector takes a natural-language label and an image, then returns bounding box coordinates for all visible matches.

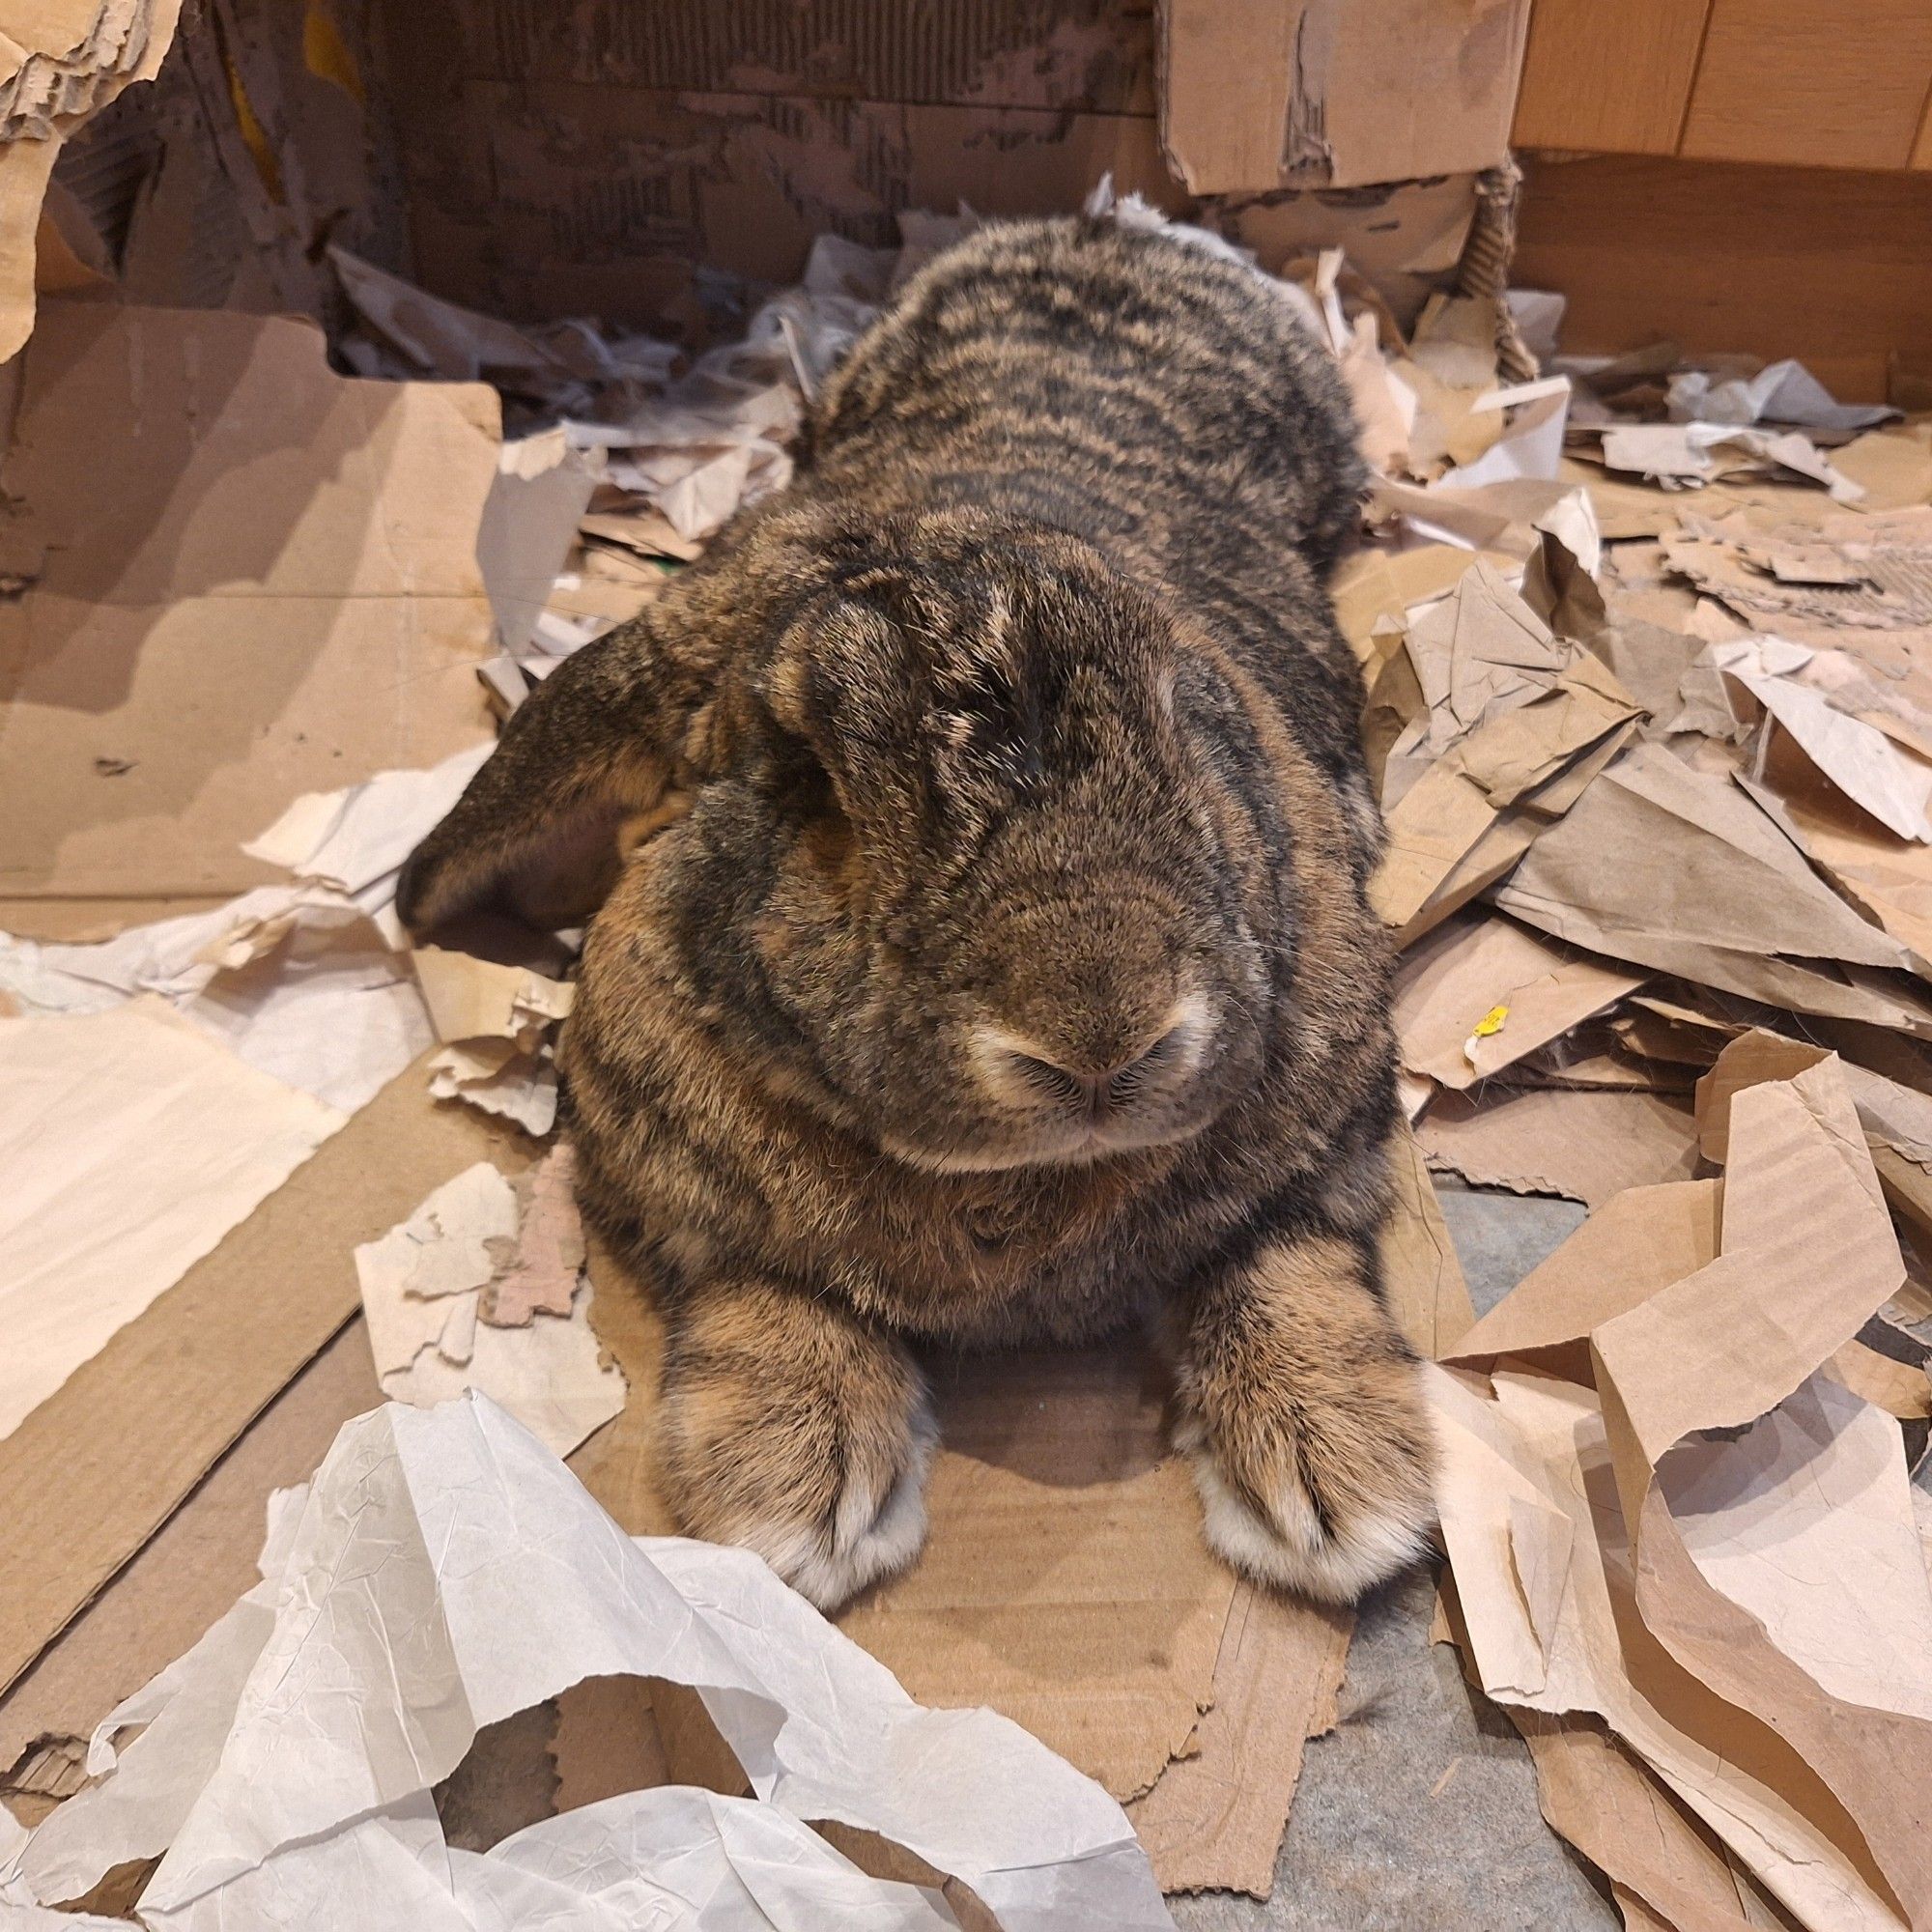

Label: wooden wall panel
[1513,0,1712,155]
[1679,0,1932,171]
[1914,82,1932,168]
[1514,154,1932,404]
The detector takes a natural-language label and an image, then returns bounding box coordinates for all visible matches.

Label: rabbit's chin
[878,1115,1208,1176]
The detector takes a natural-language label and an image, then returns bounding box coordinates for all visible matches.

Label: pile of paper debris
[4,191,1932,1931]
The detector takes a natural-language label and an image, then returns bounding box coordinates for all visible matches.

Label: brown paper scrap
[1714,638,1932,842]
[1492,742,1932,1035]
[1393,911,1644,1092]
[1583,1047,1932,1927]
[1430,1363,1902,1926]
[1513,1712,1761,1932]
[1374,657,1640,933]
[485,1143,587,1327]
[1417,1086,1700,1208]
[1444,1180,1720,1378]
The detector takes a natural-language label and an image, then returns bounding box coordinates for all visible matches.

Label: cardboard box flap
[1159,0,1531,196]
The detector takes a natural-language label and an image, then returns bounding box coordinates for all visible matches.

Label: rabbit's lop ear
[397,616,697,936]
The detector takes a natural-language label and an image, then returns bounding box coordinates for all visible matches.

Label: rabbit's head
[402,504,1291,1173]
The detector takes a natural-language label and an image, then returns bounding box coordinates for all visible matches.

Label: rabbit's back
[810,217,1363,568]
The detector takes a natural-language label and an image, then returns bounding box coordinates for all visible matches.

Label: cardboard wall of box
[25,0,1932,406]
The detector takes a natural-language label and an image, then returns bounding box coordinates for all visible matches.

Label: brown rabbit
[400,215,1435,1609]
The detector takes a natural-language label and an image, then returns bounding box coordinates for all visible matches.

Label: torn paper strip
[0,1000,342,1440]
[11,1394,1173,1930]
[428,1037,559,1137]
[244,742,495,903]
[354,1163,622,1455]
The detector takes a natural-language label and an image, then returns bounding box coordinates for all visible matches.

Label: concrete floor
[1176,1180,1613,1932]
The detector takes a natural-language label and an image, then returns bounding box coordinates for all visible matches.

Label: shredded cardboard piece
[485,1144,587,1327]
[354,1164,623,1458]
[3,1395,1173,1930]
[0,999,343,1443]
[1598,421,1867,504]
[1123,1586,1350,1899]
[0,0,184,361]
[1382,1117,1480,1359]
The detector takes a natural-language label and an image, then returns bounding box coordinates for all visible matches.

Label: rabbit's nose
[975,993,1212,1118]
[1004,1026,1185,1114]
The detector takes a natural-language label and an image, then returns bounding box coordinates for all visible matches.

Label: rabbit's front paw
[654,1280,937,1610]
[1176,1230,1435,1604]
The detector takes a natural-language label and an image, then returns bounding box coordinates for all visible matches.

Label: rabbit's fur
[401,216,1435,1609]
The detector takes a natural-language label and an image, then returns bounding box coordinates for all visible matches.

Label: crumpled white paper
[1667,358,1898,433]
[0,887,434,1114]
[5,1395,1173,1932]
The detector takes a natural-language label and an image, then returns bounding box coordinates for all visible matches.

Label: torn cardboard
[0,0,185,358]
[1417,1084,1700,1208]
[354,1159,624,1456]
[0,304,498,932]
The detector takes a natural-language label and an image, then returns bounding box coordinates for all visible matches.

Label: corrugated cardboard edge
[0,1059,536,1697]
[0,0,187,361]
[1125,1583,1350,1896]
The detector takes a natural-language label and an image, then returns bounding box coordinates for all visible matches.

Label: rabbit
[399,214,1435,1611]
